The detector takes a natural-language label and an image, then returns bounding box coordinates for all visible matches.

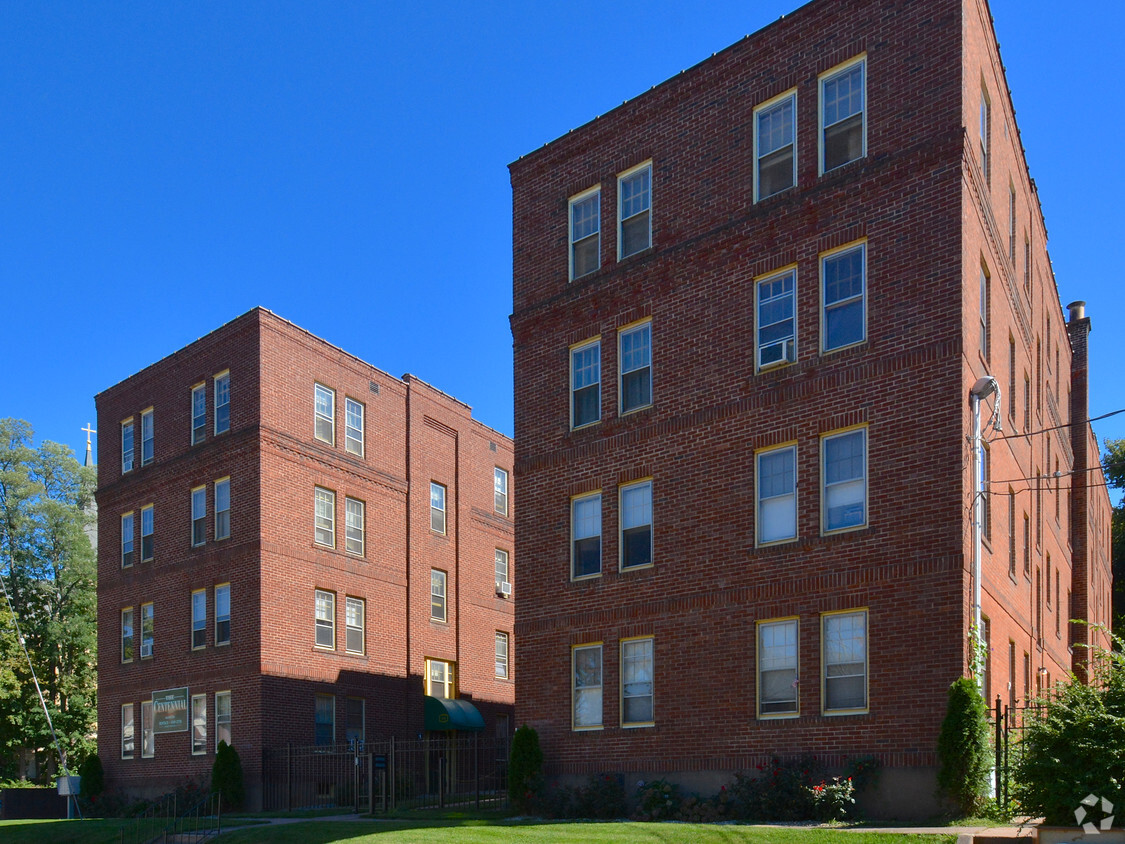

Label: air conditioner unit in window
[140,643,152,658]
[759,338,795,370]
[496,581,512,597]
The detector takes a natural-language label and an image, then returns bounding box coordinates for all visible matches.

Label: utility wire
[991,408,1125,442]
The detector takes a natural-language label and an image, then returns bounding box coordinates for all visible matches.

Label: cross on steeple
[82,423,97,468]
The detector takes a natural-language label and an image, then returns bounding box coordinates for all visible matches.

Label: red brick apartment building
[95,308,514,808]
[509,0,1112,817]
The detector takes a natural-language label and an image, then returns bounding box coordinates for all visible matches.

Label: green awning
[424,696,485,732]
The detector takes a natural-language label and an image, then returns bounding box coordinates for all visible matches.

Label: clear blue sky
[2,0,1122,471]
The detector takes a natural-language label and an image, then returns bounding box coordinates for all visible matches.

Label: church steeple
[82,423,96,468]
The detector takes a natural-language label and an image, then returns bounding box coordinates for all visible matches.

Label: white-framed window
[570,339,601,429]
[572,643,603,730]
[121,512,135,568]
[494,467,509,516]
[314,487,335,547]
[756,444,797,545]
[426,658,455,699]
[345,397,364,457]
[192,384,207,445]
[314,693,335,745]
[345,497,364,556]
[345,596,364,654]
[979,86,991,182]
[495,631,510,679]
[431,569,447,621]
[121,607,134,662]
[821,242,866,352]
[140,602,154,659]
[980,264,990,360]
[141,408,154,465]
[621,637,654,727]
[757,618,799,717]
[215,477,230,540]
[191,694,207,755]
[121,703,135,759]
[314,383,335,444]
[822,427,867,533]
[215,583,231,645]
[346,697,365,744]
[1008,183,1017,263]
[569,187,600,280]
[191,486,206,547]
[820,55,866,173]
[315,589,335,649]
[141,700,154,758]
[618,163,651,259]
[619,321,652,414]
[757,268,796,368]
[495,548,510,596]
[215,691,231,749]
[141,504,154,561]
[620,480,653,570]
[822,609,868,713]
[755,91,796,200]
[571,492,602,579]
[122,418,134,473]
[192,589,206,650]
[430,482,446,534]
[214,370,231,434]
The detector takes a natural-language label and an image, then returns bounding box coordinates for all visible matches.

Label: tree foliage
[508,724,544,814]
[936,677,991,815]
[0,418,97,776]
[1103,439,1125,631]
[212,740,245,810]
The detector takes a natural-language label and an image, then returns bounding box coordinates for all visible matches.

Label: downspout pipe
[970,375,1000,688]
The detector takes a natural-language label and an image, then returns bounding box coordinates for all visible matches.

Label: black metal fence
[262,734,509,813]
[992,695,1042,811]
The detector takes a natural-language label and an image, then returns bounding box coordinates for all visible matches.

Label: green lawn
[0,816,263,844]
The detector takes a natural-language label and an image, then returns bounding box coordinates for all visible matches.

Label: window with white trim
[757,269,796,368]
[346,697,365,744]
[569,188,600,279]
[315,589,335,649]
[495,548,510,596]
[621,637,654,726]
[822,428,867,533]
[571,340,601,428]
[757,444,797,544]
[345,397,364,457]
[191,694,207,755]
[426,658,455,699]
[140,602,154,659]
[345,596,364,654]
[215,477,230,540]
[980,265,990,360]
[191,486,206,546]
[979,87,990,182]
[214,371,230,434]
[315,487,335,547]
[572,643,602,729]
[758,618,799,716]
[431,569,447,621]
[215,583,231,645]
[315,694,335,745]
[121,607,134,662]
[121,512,134,568]
[494,467,509,516]
[215,691,231,749]
[823,610,867,712]
[619,322,652,413]
[571,492,602,578]
[122,418,134,473]
[141,700,154,758]
[192,384,206,444]
[141,408,154,465]
[618,164,651,258]
[620,480,652,570]
[345,497,364,556]
[192,589,206,649]
[430,482,446,534]
[1008,184,1017,263]
[755,92,796,200]
[822,243,865,351]
[141,505,154,561]
[495,631,510,679]
[314,384,335,444]
[121,703,135,759]
[820,57,865,172]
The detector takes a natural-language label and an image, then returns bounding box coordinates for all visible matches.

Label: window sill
[572,725,604,732]
[618,403,653,419]
[570,420,602,434]
[571,572,603,583]
[622,722,655,730]
[758,712,800,721]
[619,563,654,574]
[822,708,869,717]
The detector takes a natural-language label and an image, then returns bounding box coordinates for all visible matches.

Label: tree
[508,724,544,814]
[212,740,245,809]
[0,418,97,777]
[936,677,991,816]
[1103,439,1125,632]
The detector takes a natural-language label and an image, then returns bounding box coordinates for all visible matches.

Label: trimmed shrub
[211,740,245,810]
[729,756,820,821]
[508,724,543,814]
[77,753,105,801]
[936,677,991,815]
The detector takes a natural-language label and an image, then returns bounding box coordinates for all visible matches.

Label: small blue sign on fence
[374,755,387,770]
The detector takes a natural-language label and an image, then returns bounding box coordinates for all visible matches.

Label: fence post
[286,743,293,812]
[993,695,1002,803]
[474,732,480,810]
[389,735,396,811]
[367,749,374,815]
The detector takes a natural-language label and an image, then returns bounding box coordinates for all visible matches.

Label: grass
[0,816,265,844]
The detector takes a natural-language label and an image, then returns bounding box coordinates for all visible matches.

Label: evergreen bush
[936,677,991,815]
[508,724,543,814]
[211,740,245,810]
[77,753,104,801]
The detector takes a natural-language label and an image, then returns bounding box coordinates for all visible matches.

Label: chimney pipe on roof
[1067,300,1087,322]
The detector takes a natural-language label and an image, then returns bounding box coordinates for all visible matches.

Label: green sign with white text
[152,687,189,733]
